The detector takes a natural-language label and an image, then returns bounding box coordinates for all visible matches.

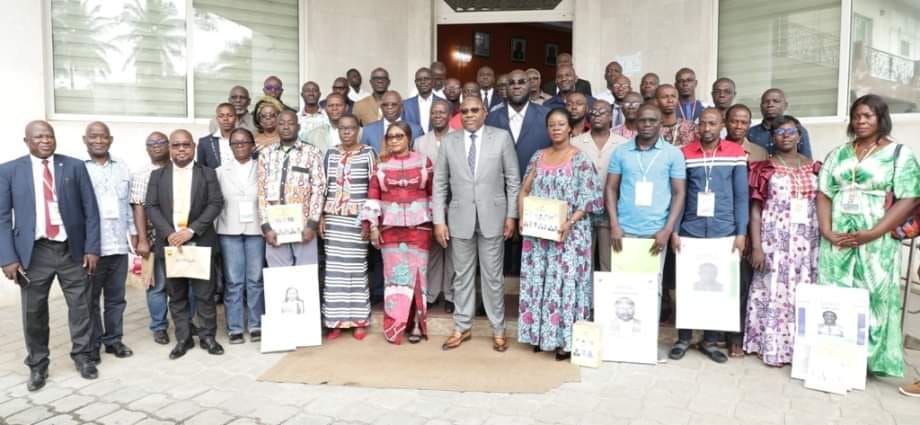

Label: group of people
[4,52,920,396]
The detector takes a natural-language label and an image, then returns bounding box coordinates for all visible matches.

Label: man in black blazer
[0,120,101,391]
[541,53,593,97]
[197,103,238,169]
[145,129,224,359]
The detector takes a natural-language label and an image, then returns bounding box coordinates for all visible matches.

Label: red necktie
[42,159,59,238]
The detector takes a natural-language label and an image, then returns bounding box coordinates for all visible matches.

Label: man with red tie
[0,120,101,392]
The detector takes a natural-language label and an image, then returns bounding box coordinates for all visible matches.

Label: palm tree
[51,0,119,89]
[116,0,186,78]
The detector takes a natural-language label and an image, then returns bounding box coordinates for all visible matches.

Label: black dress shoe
[75,361,98,380]
[153,330,170,345]
[104,342,134,358]
[169,338,195,360]
[199,337,224,355]
[89,350,101,365]
[445,301,455,314]
[27,368,48,392]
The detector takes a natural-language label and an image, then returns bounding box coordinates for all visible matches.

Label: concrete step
[370,294,520,337]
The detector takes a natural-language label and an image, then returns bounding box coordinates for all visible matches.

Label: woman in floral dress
[744,115,820,367]
[360,122,433,344]
[817,95,920,377]
[517,108,604,360]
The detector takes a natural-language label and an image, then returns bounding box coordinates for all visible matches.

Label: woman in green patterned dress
[817,94,920,377]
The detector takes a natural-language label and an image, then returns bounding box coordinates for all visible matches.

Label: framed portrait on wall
[473,31,490,57]
[545,43,560,65]
[511,37,527,62]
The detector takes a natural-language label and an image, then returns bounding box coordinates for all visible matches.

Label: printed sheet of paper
[594,271,660,364]
[266,204,304,244]
[263,265,321,348]
[611,238,664,274]
[571,321,603,368]
[792,284,869,392]
[520,196,568,241]
[675,237,739,332]
[163,246,211,280]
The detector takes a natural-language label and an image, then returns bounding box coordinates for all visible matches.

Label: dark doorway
[437,22,572,84]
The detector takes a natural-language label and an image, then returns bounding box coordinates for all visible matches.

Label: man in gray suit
[433,97,520,352]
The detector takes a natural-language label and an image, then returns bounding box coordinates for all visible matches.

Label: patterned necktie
[483,91,489,108]
[467,133,477,177]
[42,159,59,238]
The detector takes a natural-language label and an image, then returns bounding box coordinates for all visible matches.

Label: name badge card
[840,188,861,215]
[239,199,256,223]
[48,201,63,225]
[635,181,654,207]
[101,193,120,220]
[790,198,809,224]
[697,192,715,217]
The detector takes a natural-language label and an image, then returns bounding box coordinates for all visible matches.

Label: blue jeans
[147,254,196,332]
[220,235,265,335]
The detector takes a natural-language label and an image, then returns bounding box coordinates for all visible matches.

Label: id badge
[266,185,281,203]
[790,198,809,224]
[697,192,715,217]
[635,181,654,207]
[48,201,63,225]
[101,193,120,220]
[239,199,255,223]
[840,188,861,214]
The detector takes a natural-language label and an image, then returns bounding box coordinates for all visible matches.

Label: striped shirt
[679,140,749,238]
[322,145,376,216]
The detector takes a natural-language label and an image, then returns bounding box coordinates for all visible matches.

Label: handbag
[885,144,920,240]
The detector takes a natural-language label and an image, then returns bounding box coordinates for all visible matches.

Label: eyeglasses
[385,133,407,141]
[146,139,167,146]
[460,107,482,114]
[332,85,348,90]
[381,102,400,108]
[264,84,282,91]
[612,83,630,89]
[588,109,610,116]
[773,127,799,137]
[509,79,528,85]
[622,102,641,108]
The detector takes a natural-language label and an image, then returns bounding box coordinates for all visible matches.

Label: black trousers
[19,239,93,370]
[89,254,128,349]
[166,274,217,343]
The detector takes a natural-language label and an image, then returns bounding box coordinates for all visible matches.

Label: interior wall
[436,23,572,84]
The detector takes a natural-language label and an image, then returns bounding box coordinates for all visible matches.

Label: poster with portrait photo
[675,237,740,332]
[511,37,527,62]
[473,31,490,57]
[791,284,869,392]
[594,271,660,364]
[263,265,322,348]
[545,43,559,65]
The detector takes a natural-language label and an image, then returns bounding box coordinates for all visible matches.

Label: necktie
[467,134,477,177]
[483,91,490,108]
[42,159,59,238]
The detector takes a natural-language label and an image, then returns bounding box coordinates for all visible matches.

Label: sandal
[669,340,690,360]
[729,343,744,358]
[493,336,509,353]
[408,331,426,344]
[326,329,342,340]
[699,343,728,364]
[353,327,368,341]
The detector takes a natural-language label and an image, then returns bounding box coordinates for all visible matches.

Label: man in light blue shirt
[83,122,136,362]
[605,104,686,256]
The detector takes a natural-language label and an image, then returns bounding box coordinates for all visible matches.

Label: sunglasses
[509,79,527,85]
[264,84,282,91]
[460,107,482,114]
[588,109,610,116]
[332,85,348,90]
[146,139,167,146]
[773,127,799,137]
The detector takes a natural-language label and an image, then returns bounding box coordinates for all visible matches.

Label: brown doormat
[258,334,580,393]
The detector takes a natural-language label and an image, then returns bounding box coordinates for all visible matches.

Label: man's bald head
[557,53,573,65]
[24,120,56,159]
[84,121,113,159]
[85,121,111,137]
[168,129,195,166]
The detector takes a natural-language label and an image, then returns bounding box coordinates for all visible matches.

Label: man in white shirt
[402,67,444,134]
[346,68,369,102]
[298,81,329,136]
[477,66,502,110]
[431,61,447,98]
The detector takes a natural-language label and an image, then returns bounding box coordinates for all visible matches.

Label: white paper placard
[791,284,869,392]
[594,271,660,364]
[571,321,602,368]
[163,246,212,280]
[675,237,740,332]
[263,265,322,348]
[259,315,297,353]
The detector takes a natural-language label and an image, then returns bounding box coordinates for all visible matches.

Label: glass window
[850,0,920,114]
[193,0,299,118]
[718,0,841,118]
[49,0,299,119]
[51,0,188,117]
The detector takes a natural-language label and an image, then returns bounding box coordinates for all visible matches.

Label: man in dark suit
[544,64,596,110]
[145,129,225,360]
[0,120,101,391]
[402,67,444,134]
[541,53,592,97]
[477,66,504,111]
[360,91,423,154]
[485,69,551,276]
[197,103,238,169]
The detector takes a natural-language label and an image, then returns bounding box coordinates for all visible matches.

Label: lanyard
[775,154,803,197]
[680,101,697,122]
[636,146,662,181]
[701,142,721,192]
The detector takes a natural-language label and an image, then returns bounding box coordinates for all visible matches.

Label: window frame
[42,0,304,124]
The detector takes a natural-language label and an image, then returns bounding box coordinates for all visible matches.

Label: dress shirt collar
[173,161,194,171]
[31,154,55,167]
[507,102,529,120]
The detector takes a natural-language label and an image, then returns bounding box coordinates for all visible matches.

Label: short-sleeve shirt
[608,137,686,236]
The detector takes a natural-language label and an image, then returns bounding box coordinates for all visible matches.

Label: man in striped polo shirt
[669,107,749,364]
